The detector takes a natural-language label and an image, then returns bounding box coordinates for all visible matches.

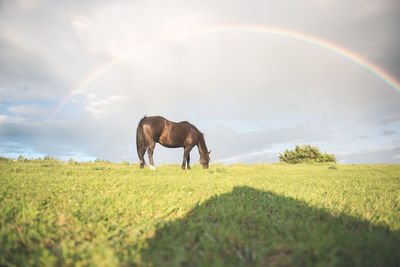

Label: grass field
[1,159,399,266]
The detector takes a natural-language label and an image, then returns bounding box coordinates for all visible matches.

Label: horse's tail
[136,116,148,157]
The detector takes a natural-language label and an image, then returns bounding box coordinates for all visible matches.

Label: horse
[136,116,210,170]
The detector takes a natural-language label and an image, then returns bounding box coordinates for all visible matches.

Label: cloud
[14,0,43,9]
[85,93,128,120]
[0,114,137,161]
[352,135,369,140]
[336,144,400,164]
[380,130,396,136]
[8,105,51,118]
[215,148,281,164]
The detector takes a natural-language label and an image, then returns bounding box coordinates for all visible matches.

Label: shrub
[68,158,78,165]
[279,145,336,164]
[43,155,61,163]
[0,156,10,162]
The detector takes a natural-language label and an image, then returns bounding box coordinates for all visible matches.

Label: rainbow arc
[53,24,400,118]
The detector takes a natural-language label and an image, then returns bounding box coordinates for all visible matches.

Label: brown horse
[136,116,210,169]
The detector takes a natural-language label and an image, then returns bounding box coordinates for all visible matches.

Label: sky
[1,0,400,164]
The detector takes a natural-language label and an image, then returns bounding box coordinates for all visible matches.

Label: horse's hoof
[149,165,156,170]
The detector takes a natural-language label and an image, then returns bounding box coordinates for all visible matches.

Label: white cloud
[335,144,400,164]
[15,0,43,9]
[8,105,50,117]
[215,148,282,164]
[85,93,128,120]
[381,130,396,136]
[70,2,213,58]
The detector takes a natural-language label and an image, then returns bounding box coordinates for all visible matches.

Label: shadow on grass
[141,186,399,266]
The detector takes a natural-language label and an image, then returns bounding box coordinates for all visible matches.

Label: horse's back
[158,119,198,147]
[140,116,166,126]
[170,121,192,136]
[177,120,199,130]
[139,116,166,139]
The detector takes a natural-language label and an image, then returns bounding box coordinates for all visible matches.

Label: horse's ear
[208,150,211,155]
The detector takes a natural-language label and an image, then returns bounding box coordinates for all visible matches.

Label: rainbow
[53,41,162,117]
[53,24,400,117]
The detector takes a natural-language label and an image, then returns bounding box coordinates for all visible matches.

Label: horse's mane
[138,115,147,126]
[179,120,203,134]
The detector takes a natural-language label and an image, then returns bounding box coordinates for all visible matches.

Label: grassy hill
[1,160,399,266]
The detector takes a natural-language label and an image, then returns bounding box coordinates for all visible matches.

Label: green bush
[44,155,60,161]
[68,158,78,165]
[279,145,336,164]
[0,156,10,162]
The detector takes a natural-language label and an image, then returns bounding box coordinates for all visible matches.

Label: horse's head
[200,150,211,169]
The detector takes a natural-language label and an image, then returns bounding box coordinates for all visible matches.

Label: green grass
[1,160,399,266]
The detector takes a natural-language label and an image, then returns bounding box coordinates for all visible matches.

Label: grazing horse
[136,116,210,169]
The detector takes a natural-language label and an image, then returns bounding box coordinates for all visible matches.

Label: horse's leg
[186,153,191,170]
[138,145,147,169]
[182,146,192,170]
[147,141,156,170]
